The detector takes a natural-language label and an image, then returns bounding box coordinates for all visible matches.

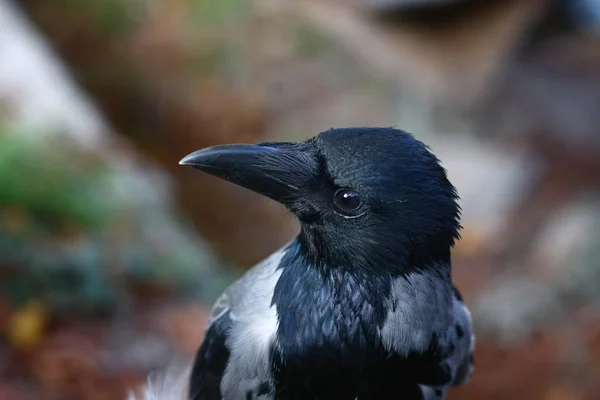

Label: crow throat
[269,239,451,399]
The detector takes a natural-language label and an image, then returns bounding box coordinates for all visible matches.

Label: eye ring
[333,188,363,217]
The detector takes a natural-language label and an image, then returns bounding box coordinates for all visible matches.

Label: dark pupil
[337,190,360,210]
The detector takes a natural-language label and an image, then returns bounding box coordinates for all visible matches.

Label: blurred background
[0,0,599,398]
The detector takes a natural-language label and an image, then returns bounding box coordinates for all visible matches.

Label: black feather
[270,241,453,399]
[188,311,232,400]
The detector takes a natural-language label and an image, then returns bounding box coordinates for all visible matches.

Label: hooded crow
[174,127,474,400]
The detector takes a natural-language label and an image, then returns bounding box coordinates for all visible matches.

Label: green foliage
[56,0,138,35]
[293,22,328,58]
[0,124,231,314]
[188,0,247,27]
[192,44,233,77]
[185,0,250,79]
[0,133,113,231]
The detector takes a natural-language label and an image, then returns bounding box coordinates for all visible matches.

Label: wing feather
[189,311,233,400]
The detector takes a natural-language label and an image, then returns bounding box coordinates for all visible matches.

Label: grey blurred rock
[555,198,600,305]
[529,197,600,279]
[472,198,600,342]
[472,278,566,343]
[0,0,107,148]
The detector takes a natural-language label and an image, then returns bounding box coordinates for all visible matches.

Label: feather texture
[127,364,191,400]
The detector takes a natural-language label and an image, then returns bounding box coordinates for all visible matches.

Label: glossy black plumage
[189,311,232,400]
[270,241,455,400]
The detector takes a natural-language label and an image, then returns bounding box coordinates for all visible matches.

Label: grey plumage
[127,364,191,400]
[218,248,285,399]
[381,270,474,398]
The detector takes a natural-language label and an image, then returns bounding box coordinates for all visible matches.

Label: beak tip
[178,154,196,166]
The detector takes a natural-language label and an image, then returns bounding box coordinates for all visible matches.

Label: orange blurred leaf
[6,300,49,350]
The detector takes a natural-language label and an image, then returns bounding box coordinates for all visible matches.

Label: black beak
[179,143,317,207]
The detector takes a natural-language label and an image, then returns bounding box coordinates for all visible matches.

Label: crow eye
[333,189,362,215]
